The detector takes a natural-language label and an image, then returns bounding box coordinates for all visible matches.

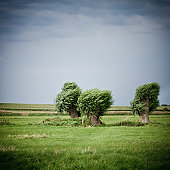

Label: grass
[0,115,170,169]
[0,103,55,110]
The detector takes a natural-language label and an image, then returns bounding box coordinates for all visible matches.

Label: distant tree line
[161,104,169,106]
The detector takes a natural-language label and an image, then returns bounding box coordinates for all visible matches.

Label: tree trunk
[141,99,150,123]
[68,108,78,118]
[141,113,150,123]
[89,113,102,126]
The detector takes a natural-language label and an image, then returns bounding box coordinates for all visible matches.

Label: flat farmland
[0,103,55,110]
[0,103,170,169]
[0,103,170,116]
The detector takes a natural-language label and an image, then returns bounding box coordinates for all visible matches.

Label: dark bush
[163,107,169,112]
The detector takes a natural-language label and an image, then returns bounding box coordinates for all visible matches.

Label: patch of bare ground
[8,134,49,139]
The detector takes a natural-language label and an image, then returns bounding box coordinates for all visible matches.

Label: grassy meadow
[0,103,170,169]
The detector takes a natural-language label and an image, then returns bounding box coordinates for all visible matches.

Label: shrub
[163,107,169,112]
[42,117,82,127]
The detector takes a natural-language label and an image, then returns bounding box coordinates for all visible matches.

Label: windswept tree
[130,82,160,123]
[56,82,81,118]
[78,88,113,126]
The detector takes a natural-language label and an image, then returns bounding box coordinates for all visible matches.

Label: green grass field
[0,113,170,170]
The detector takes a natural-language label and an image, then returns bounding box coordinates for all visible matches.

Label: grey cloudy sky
[0,0,170,105]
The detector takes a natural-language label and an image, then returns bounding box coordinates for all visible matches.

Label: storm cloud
[0,0,170,105]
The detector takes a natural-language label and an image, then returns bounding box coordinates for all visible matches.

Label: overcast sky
[0,0,170,105]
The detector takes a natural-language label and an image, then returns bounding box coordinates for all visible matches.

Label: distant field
[0,103,170,116]
[0,103,55,110]
[108,105,170,111]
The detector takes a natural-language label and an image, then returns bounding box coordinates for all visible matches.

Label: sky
[0,0,170,105]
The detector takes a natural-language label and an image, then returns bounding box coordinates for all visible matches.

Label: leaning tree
[78,88,113,126]
[130,82,160,123]
[55,82,81,118]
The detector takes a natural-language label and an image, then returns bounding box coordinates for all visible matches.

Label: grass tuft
[0,119,13,125]
[42,117,83,126]
[112,120,145,126]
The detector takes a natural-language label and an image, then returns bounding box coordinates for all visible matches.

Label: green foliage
[107,120,145,127]
[130,99,146,115]
[42,117,91,127]
[62,82,79,91]
[43,117,82,126]
[78,88,113,117]
[55,82,81,113]
[163,107,169,112]
[131,82,160,115]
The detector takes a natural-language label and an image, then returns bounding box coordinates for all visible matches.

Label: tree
[130,82,160,123]
[78,88,113,126]
[55,82,81,118]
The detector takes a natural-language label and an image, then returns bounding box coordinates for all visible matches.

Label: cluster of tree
[56,82,160,125]
[55,82,113,125]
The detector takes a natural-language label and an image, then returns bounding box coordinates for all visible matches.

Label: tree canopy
[130,82,160,123]
[78,88,113,125]
[56,82,81,118]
